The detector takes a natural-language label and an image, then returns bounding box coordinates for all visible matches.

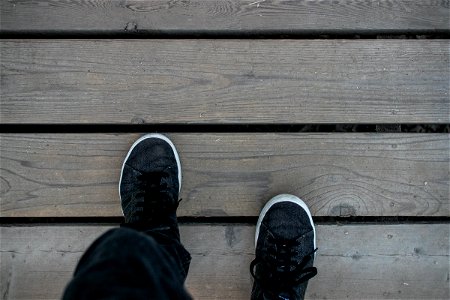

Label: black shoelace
[134,171,179,221]
[250,236,318,299]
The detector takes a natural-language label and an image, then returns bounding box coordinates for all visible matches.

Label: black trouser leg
[63,227,192,300]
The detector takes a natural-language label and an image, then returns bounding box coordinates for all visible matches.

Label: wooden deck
[1,1,449,299]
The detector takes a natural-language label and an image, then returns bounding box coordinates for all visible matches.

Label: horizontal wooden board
[1,133,448,217]
[1,224,449,299]
[1,40,448,124]
[1,0,449,34]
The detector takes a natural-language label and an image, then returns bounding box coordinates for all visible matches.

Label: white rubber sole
[255,194,316,251]
[119,134,182,214]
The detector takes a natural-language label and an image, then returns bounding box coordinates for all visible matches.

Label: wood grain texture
[1,0,449,34]
[1,40,449,124]
[1,224,449,299]
[1,133,448,217]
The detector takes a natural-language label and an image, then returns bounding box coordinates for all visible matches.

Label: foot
[251,194,317,300]
[119,134,181,229]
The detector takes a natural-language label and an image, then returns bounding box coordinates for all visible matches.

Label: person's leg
[63,227,191,299]
[63,134,191,300]
[250,194,317,300]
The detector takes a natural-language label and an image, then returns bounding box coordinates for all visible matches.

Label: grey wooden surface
[1,224,449,300]
[1,40,449,124]
[1,133,448,217]
[1,2,448,300]
[1,0,449,34]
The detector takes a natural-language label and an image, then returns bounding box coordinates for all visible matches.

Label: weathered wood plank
[1,0,449,34]
[1,224,448,299]
[1,40,448,124]
[1,133,448,217]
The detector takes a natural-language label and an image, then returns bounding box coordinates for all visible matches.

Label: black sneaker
[119,134,181,229]
[250,194,317,300]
